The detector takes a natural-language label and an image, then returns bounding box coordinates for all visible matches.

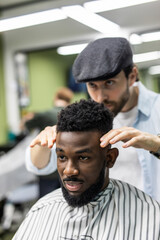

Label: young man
[13,100,160,240]
[26,37,160,202]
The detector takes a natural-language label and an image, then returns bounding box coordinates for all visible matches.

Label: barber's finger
[30,138,38,147]
[100,129,137,147]
[48,137,55,148]
[100,129,124,147]
[40,131,48,146]
[100,129,117,141]
[109,131,131,144]
[122,135,153,151]
[30,136,42,147]
[52,125,57,141]
[44,126,56,148]
[122,138,137,148]
[110,128,140,144]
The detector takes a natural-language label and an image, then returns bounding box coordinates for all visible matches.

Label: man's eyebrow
[75,149,92,154]
[56,148,64,153]
[56,147,92,154]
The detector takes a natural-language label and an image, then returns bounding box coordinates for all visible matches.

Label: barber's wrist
[150,134,160,159]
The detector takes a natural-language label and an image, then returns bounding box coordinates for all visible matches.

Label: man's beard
[104,85,130,116]
[60,164,106,207]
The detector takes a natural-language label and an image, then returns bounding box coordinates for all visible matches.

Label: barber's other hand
[100,127,160,152]
[30,125,56,148]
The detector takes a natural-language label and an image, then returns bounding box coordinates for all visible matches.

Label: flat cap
[72,37,133,83]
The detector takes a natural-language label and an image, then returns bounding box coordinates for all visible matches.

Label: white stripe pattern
[12,179,160,240]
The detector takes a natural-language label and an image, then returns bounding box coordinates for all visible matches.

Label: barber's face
[56,131,118,207]
[86,71,131,116]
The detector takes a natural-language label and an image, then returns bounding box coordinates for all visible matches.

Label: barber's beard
[104,85,130,117]
[60,164,106,208]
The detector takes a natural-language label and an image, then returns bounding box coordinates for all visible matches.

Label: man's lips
[64,180,83,192]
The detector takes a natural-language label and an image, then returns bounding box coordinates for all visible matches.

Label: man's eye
[79,156,89,161]
[58,155,66,161]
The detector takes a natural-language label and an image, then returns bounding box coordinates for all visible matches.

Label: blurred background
[0,0,160,238]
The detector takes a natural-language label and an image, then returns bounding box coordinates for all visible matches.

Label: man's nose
[63,160,79,176]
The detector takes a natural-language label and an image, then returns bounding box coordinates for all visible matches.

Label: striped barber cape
[12,179,160,240]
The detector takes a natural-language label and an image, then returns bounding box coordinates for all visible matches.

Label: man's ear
[105,148,119,168]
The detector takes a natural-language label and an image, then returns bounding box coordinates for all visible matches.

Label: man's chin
[61,186,86,207]
[61,166,105,207]
[66,190,81,197]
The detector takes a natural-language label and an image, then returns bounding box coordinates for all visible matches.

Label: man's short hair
[72,37,133,83]
[57,99,113,135]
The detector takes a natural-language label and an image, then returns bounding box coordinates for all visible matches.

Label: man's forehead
[57,131,100,138]
[56,131,101,146]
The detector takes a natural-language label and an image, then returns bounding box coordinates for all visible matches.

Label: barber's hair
[123,64,139,82]
[57,99,113,134]
[54,87,74,104]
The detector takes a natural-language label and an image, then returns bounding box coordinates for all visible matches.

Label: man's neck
[121,85,139,113]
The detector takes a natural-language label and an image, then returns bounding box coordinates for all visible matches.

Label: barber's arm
[25,126,57,174]
[30,144,51,169]
[100,127,160,158]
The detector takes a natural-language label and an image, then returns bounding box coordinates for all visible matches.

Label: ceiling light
[61,5,120,35]
[133,51,160,63]
[129,34,143,45]
[0,9,67,32]
[130,30,160,45]
[57,43,88,55]
[148,65,160,75]
[84,0,158,13]
[141,31,160,42]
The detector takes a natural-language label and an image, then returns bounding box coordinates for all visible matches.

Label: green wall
[139,69,160,93]
[0,36,8,144]
[25,49,86,113]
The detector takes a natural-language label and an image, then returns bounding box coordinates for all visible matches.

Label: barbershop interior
[0,0,160,239]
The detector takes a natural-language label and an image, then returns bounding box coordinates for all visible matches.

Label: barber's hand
[30,125,57,148]
[100,127,160,152]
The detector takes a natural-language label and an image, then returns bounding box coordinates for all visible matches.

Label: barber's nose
[63,160,79,176]
[97,89,108,103]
